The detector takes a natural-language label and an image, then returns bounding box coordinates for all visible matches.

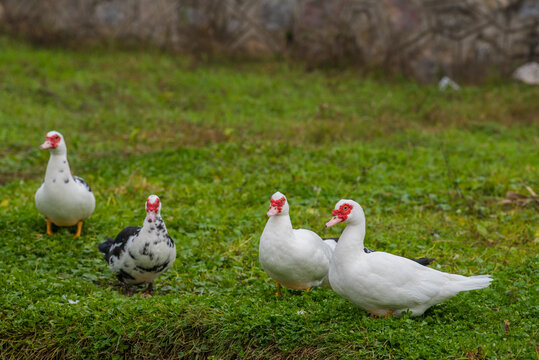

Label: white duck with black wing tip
[98,195,176,295]
[326,199,492,318]
[35,131,95,237]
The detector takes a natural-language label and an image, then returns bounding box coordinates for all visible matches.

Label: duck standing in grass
[35,131,95,237]
[326,199,492,317]
[98,195,176,295]
[259,192,336,296]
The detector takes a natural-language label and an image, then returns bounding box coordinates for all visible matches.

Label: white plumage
[326,199,492,317]
[35,131,95,237]
[259,192,335,295]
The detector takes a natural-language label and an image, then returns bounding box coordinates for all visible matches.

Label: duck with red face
[98,195,176,296]
[259,191,336,296]
[326,199,492,318]
[35,130,95,237]
[326,202,354,227]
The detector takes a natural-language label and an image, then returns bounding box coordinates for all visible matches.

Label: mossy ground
[0,37,537,359]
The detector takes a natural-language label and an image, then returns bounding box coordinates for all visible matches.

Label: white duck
[98,195,176,295]
[35,131,95,237]
[326,199,492,317]
[259,192,335,296]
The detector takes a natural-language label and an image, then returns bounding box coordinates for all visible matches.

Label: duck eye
[55,135,60,140]
[343,206,348,210]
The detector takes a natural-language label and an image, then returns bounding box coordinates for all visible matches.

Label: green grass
[0,36,538,359]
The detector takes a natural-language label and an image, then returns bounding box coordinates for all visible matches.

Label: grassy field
[0,36,538,359]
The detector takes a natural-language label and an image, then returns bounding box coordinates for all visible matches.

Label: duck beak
[40,141,53,149]
[267,207,279,217]
[325,216,343,228]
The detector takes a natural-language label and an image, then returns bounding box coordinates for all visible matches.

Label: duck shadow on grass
[111,282,179,297]
[286,289,312,296]
[275,287,326,297]
[96,280,171,297]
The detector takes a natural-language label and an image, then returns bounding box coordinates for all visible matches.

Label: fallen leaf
[501,190,539,207]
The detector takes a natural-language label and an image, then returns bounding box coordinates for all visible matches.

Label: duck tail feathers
[455,275,492,291]
[98,238,115,254]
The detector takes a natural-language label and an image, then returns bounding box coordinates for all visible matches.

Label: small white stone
[513,62,539,85]
[438,76,460,91]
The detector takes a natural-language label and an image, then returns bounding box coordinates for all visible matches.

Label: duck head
[326,199,364,227]
[145,195,162,223]
[40,131,67,155]
[267,192,289,217]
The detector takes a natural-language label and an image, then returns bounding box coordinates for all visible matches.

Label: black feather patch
[140,242,150,255]
[156,222,165,232]
[118,269,135,282]
[98,237,115,254]
[135,260,170,273]
[413,257,436,266]
[73,176,92,192]
[165,234,175,248]
[101,226,141,263]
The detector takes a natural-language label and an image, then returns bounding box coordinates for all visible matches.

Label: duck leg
[46,218,53,235]
[141,282,154,297]
[74,220,83,238]
[275,282,282,297]
[384,310,393,319]
[121,283,135,296]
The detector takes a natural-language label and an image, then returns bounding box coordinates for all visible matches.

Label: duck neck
[142,215,166,233]
[44,152,71,183]
[264,214,294,237]
[336,221,366,254]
